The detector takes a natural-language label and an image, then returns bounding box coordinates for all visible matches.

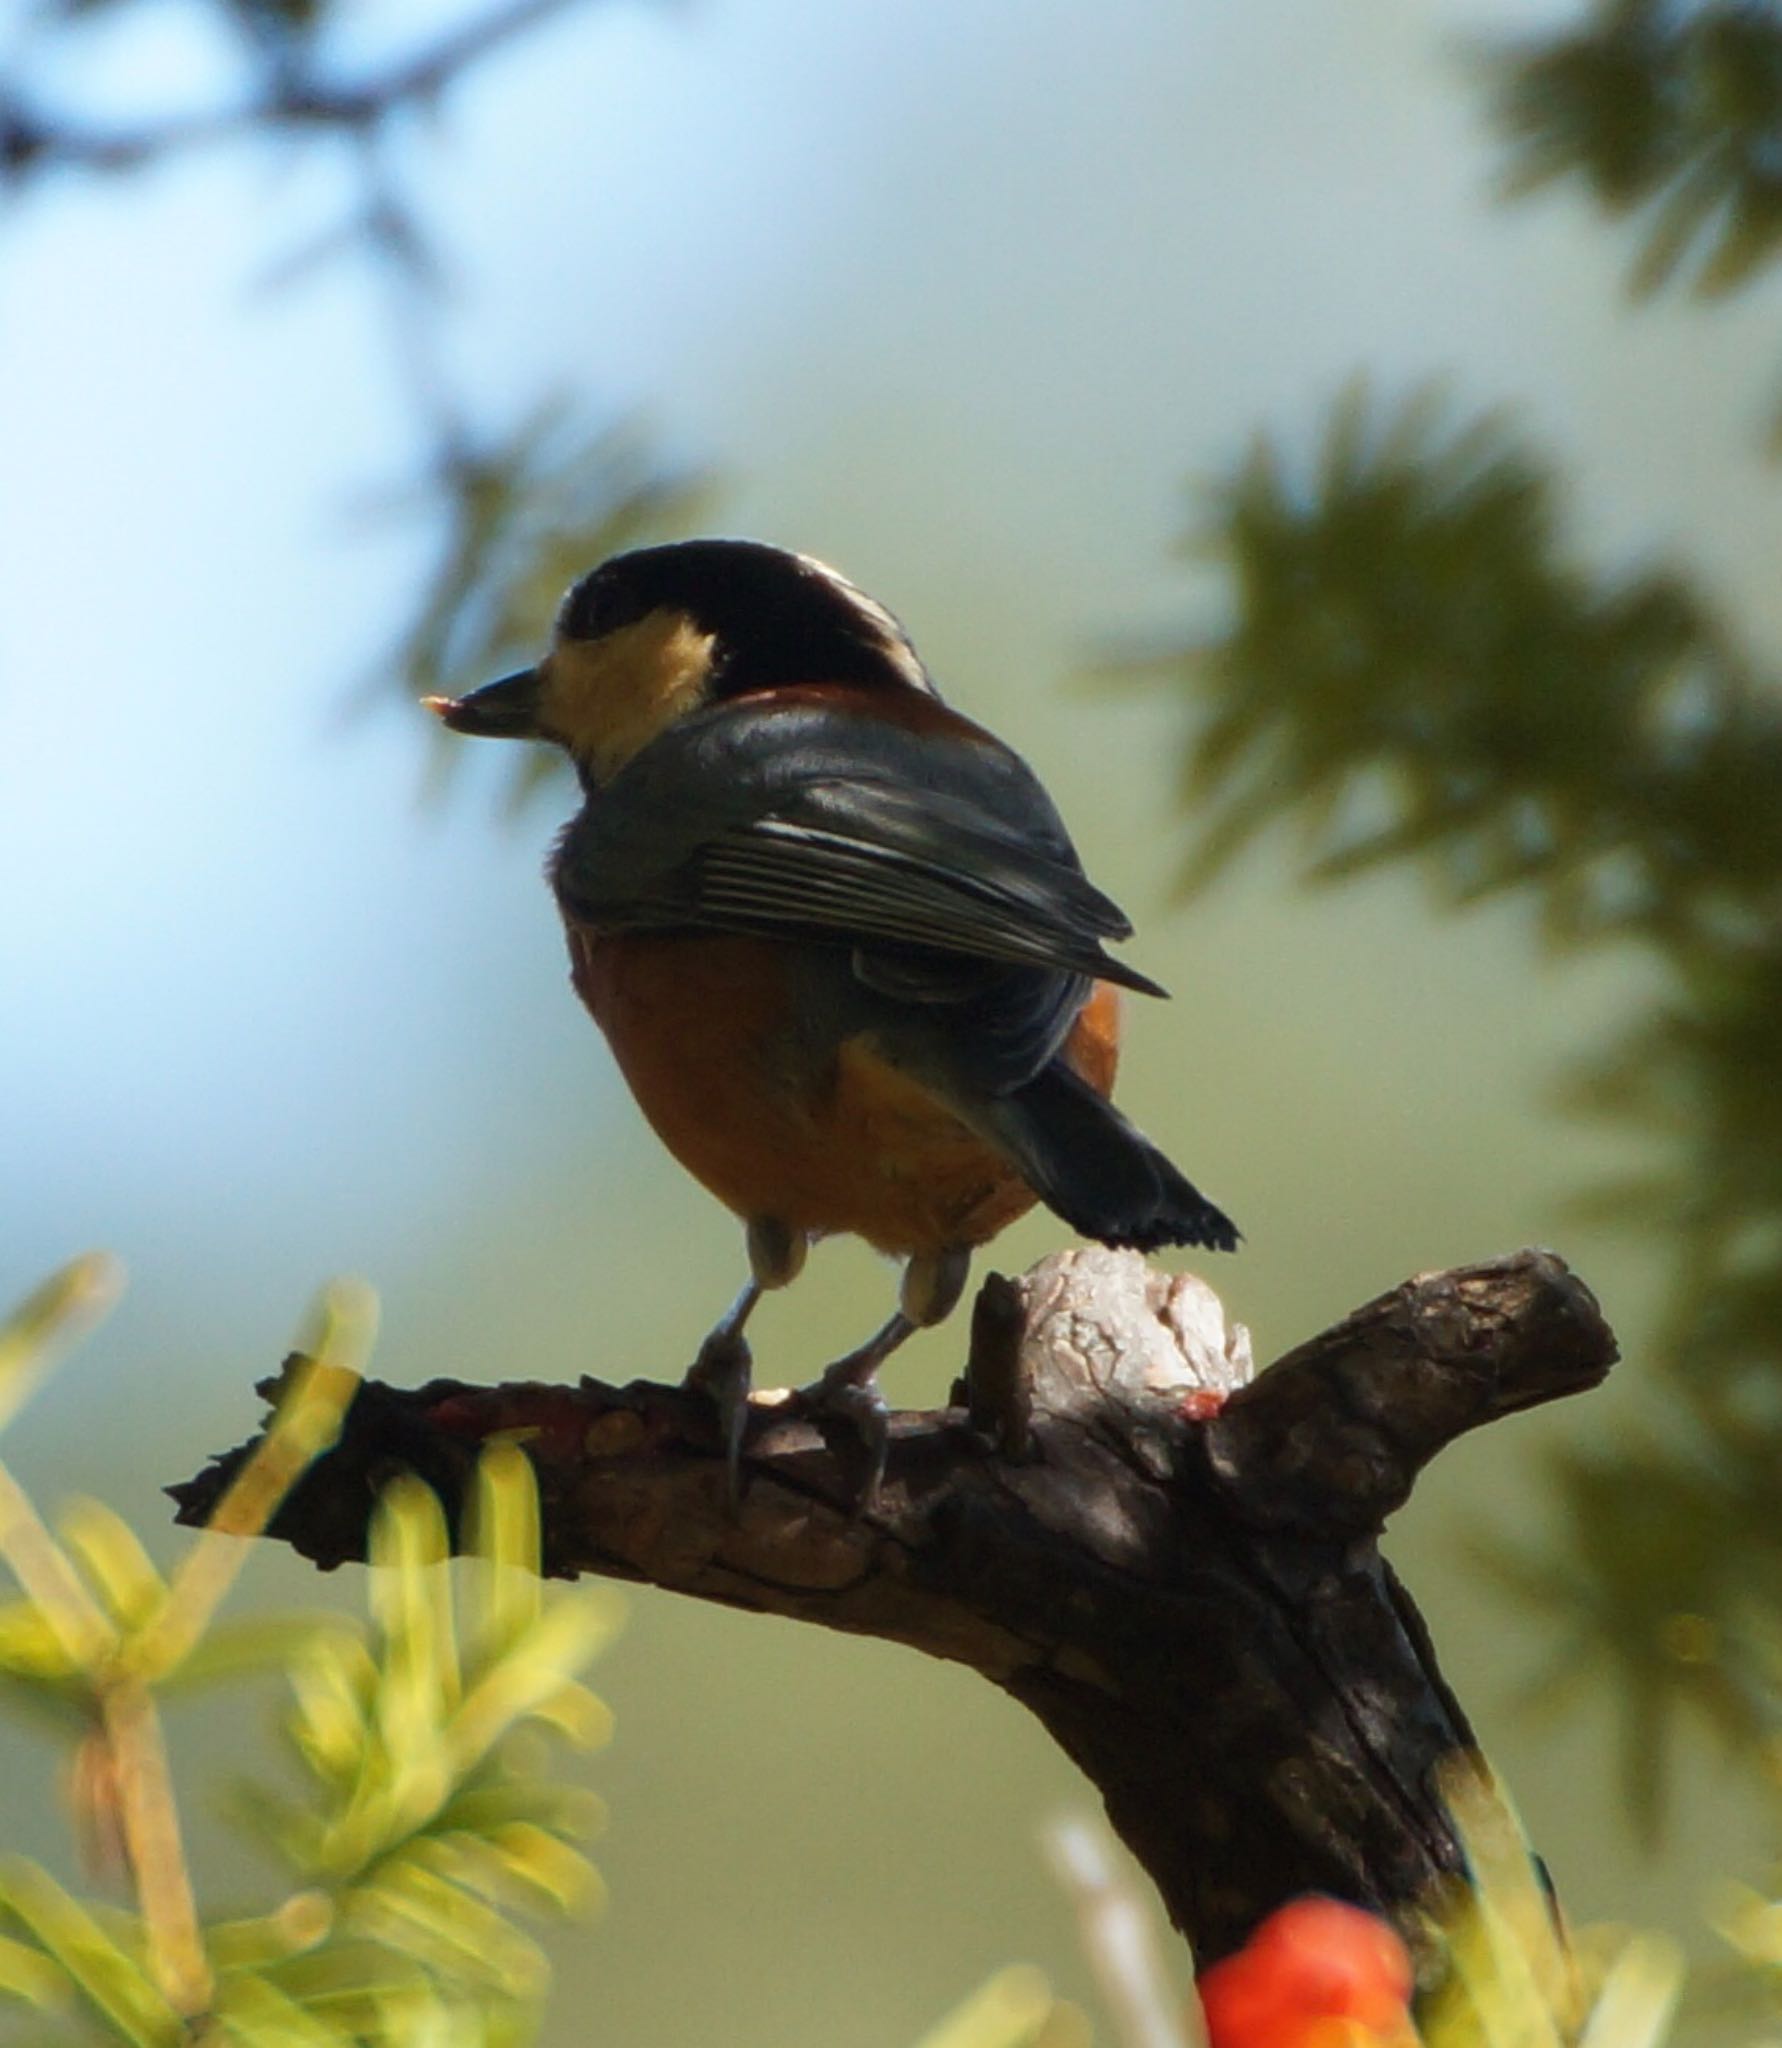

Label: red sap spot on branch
[428,1395,492,1436]
[426,1390,590,1459]
[1180,1388,1228,1422]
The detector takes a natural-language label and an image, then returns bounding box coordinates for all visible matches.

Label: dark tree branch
[1,0,589,181]
[169,1245,1616,1967]
[319,0,586,121]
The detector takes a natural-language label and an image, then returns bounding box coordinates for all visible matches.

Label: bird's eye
[558,571,610,643]
[558,564,660,645]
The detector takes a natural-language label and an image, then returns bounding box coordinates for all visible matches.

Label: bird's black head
[559,540,929,694]
[429,539,932,783]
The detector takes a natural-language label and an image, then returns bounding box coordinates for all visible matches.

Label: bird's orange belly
[569,931,1118,1258]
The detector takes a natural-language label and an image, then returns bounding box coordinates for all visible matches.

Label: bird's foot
[684,1327,754,1509]
[788,1368,890,1515]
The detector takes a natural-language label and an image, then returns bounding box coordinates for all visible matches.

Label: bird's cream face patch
[538,609,719,781]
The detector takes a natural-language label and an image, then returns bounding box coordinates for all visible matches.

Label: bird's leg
[795,1246,971,1508]
[687,1276,760,1430]
[685,1216,807,1502]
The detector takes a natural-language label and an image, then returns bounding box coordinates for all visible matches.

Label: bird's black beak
[423,668,543,739]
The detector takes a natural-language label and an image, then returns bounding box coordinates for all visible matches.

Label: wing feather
[553,693,1168,999]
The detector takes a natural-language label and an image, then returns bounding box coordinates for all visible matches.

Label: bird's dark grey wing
[554,692,1167,999]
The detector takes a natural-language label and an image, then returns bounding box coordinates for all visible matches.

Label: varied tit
[428,538,1237,1498]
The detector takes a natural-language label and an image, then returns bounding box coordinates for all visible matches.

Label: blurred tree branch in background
[1166,380,1781,1835]
[1,0,578,170]
[0,0,698,788]
[1485,0,1782,442]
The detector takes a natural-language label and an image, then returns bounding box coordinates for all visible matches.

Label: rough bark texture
[169,1245,1616,1966]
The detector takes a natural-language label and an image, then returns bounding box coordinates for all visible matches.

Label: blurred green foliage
[0,1261,1100,2047]
[1409,1764,1771,2048]
[1170,379,1781,1834]
[1490,0,1782,303]
[1421,1811,1685,2048]
[0,1264,617,2047]
[1149,0,1782,1839]
[1487,0,1782,449]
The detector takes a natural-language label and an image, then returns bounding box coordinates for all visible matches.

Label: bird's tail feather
[978,1063,1239,1254]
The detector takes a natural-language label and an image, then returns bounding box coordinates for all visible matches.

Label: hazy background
[3,1,1776,2042]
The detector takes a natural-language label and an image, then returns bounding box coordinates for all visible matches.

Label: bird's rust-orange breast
[570,930,1120,1258]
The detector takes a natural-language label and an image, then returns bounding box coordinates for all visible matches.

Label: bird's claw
[685,1329,753,1509]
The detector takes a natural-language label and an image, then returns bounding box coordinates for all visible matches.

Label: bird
[427,538,1238,1499]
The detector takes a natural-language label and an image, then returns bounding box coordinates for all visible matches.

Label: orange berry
[1198,1897,1414,2048]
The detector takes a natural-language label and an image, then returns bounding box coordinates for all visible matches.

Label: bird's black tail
[977,1062,1239,1254]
